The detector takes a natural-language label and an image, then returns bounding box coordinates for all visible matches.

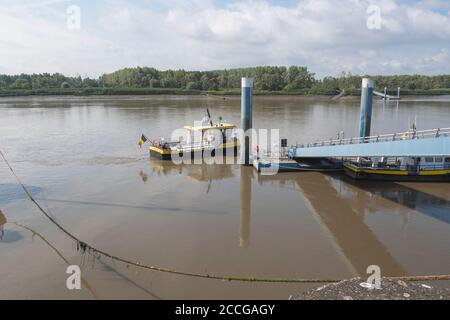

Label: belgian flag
[138,134,148,148]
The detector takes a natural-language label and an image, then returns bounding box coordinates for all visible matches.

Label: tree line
[320,72,450,91]
[0,73,98,90]
[1,67,450,93]
[99,66,315,91]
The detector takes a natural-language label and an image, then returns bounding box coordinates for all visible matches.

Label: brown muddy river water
[0,95,449,299]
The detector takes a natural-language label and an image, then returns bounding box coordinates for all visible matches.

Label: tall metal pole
[241,77,253,166]
[359,78,375,138]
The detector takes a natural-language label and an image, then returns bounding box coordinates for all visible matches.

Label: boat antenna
[206,108,213,126]
[410,116,417,131]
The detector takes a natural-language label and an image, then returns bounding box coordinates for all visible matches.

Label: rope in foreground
[2,149,450,284]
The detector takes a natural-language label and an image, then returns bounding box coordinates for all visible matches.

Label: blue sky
[1,0,450,77]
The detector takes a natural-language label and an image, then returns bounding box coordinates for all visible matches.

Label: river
[0,95,449,299]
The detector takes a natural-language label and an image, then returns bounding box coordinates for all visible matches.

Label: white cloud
[0,0,450,77]
[0,3,113,76]
[407,7,450,38]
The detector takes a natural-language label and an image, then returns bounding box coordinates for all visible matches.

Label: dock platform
[253,156,344,173]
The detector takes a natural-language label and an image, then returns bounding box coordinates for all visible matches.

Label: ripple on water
[0,183,43,205]
[80,156,147,166]
[0,230,23,244]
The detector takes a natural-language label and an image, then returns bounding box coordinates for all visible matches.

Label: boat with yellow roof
[145,109,239,161]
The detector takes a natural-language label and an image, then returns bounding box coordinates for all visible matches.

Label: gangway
[288,128,450,158]
[373,90,400,100]
[373,87,401,100]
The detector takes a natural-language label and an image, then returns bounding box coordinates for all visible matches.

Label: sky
[1,0,450,78]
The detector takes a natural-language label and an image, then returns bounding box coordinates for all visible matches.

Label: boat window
[425,157,434,163]
[446,158,450,163]
[434,157,443,163]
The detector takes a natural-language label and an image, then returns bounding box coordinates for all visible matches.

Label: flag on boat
[138,134,148,148]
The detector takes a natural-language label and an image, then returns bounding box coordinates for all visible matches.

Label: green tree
[61,81,70,88]
[11,78,31,89]
[186,81,201,90]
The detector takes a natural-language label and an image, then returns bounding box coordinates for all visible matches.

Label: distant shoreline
[0,87,336,97]
[1,87,450,99]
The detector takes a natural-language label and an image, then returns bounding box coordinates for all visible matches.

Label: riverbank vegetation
[1,67,450,97]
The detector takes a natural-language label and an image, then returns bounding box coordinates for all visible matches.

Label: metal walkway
[288,128,450,158]
[373,90,400,100]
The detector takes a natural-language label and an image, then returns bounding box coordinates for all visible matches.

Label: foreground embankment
[295,278,450,300]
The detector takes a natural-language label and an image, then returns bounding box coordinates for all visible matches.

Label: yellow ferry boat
[344,156,450,181]
[149,123,239,160]
[142,110,239,161]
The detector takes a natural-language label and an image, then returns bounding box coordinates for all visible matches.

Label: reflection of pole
[240,167,252,248]
[241,77,253,166]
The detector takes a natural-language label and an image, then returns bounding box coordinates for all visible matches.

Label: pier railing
[295,128,450,149]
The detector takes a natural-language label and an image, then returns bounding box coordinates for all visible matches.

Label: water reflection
[147,160,235,182]
[139,170,148,183]
[0,210,6,240]
[145,160,235,195]
[0,183,43,205]
[336,177,450,225]
[256,172,406,277]
[139,160,448,277]
[240,167,252,248]
[0,211,22,244]
[98,259,162,300]
[40,198,228,215]
[144,161,252,247]
[0,230,23,244]
[12,222,98,298]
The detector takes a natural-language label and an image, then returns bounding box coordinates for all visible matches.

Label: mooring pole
[240,167,252,248]
[241,77,253,166]
[359,78,375,138]
[384,87,387,100]
[397,87,401,99]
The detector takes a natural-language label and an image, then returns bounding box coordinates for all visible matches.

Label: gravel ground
[294,278,450,300]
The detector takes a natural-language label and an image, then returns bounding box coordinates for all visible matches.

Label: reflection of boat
[344,156,450,181]
[147,160,235,182]
[147,109,239,161]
